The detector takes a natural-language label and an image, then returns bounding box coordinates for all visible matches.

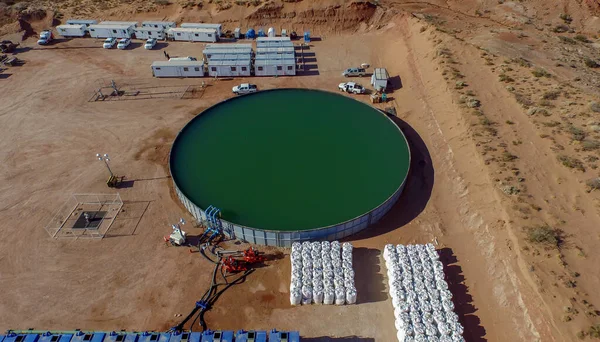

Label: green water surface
[170,89,410,231]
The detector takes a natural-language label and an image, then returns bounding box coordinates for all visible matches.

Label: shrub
[575,34,590,43]
[558,155,586,171]
[525,225,563,247]
[584,57,599,68]
[582,140,600,151]
[542,90,561,100]
[559,36,577,44]
[553,25,570,33]
[510,57,531,68]
[502,151,518,161]
[589,325,600,338]
[532,68,551,77]
[591,101,600,113]
[586,177,600,191]
[560,13,573,23]
[155,0,170,4]
[568,125,586,141]
[499,73,514,82]
[542,121,560,127]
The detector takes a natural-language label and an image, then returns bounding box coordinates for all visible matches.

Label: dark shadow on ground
[154,42,168,50]
[301,51,315,57]
[104,200,152,237]
[439,247,488,342]
[308,37,322,42]
[14,46,33,54]
[353,248,387,303]
[388,75,403,90]
[302,337,374,342]
[0,73,11,79]
[127,42,142,50]
[351,117,434,239]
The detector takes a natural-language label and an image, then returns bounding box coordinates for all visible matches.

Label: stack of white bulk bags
[384,244,465,342]
[290,241,356,305]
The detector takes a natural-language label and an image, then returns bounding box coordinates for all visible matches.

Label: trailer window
[231,67,237,71]
[258,66,263,71]
[112,29,117,33]
[194,67,200,71]
[242,67,247,71]
[177,33,181,36]
[287,66,293,70]
[184,67,189,71]
[211,67,217,71]
[90,29,95,31]
[195,34,199,37]
[208,34,212,37]
[155,67,161,70]
[277,66,283,71]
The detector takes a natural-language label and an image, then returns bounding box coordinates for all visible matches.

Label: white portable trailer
[56,24,87,37]
[208,59,252,77]
[254,57,296,76]
[180,23,222,37]
[167,28,217,43]
[88,24,136,38]
[66,19,97,32]
[256,46,295,55]
[203,47,253,61]
[371,68,390,92]
[142,21,176,30]
[134,27,166,40]
[99,21,139,27]
[152,60,205,78]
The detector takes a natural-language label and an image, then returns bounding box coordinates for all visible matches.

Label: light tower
[96,153,113,177]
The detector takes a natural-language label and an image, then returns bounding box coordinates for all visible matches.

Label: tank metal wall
[173,180,405,247]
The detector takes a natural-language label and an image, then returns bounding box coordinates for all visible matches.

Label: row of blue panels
[0,331,300,342]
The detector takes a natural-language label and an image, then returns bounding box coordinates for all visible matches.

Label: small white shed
[254,57,296,76]
[234,28,241,39]
[56,24,87,37]
[152,60,205,78]
[208,59,252,77]
[371,68,390,92]
[180,23,222,37]
[167,28,217,42]
[142,21,176,30]
[88,24,136,38]
[135,27,166,40]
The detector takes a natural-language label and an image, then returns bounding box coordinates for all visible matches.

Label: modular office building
[207,55,252,77]
[203,47,253,61]
[152,60,205,78]
[167,28,218,42]
[99,21,139,27]
[142,21,176,30]
[134,27,166,40]
[254,56,296,76]
[65,19,97,31]
[88,24,136,38]
[180,23,222,37]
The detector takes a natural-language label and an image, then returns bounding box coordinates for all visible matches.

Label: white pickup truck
[338,82,366,94]
[232,83,258,95]
[37,30,54,45]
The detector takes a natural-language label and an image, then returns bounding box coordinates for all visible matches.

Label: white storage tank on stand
[268,27,275,37]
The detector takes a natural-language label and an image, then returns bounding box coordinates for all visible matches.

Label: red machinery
[221,247,266,273]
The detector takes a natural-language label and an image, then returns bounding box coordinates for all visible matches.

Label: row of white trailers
[152,57,297,78]
[55,20,222,42]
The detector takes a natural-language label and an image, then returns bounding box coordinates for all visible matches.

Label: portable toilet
[4,333,40,342]
[257,28,266,37]
[281,29,287,37]
[71,332,105,342]
[268,330,300,342]
[234,28,241,39]
[234,331,267,342]
[200,331,234,342]
[39,332,74,342]
[138,332,170,342]
[245,28,255,39]
[303,31,310,42]
[268,27,275,37]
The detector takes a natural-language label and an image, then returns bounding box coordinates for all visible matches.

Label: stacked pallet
[383,244,465,342]
[290,241,356,305]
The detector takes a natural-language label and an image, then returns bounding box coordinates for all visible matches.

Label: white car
[232,83,258,95]
[103,37,117,49]
[117,38,131,50]
[338,82,366,94]
[144,38,157,50]
[342,67,366,77]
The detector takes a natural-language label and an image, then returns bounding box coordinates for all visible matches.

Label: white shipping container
[152,60,205,78]
[88,24,135,38]
[167,28,217,43]
[255,58,296,76]
[56,24,87,37]
[180,23,222,37]
[371,68,390,92]
[135,27,166,40]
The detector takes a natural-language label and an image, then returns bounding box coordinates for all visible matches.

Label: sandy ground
[2,5,600,341]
